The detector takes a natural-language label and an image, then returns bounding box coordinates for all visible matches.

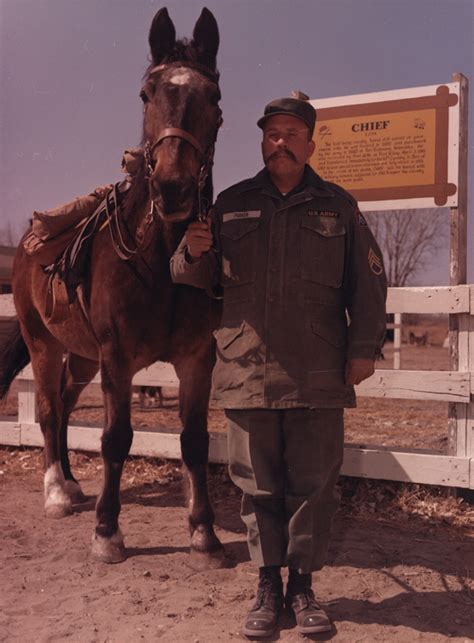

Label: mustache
[264,149,297,163]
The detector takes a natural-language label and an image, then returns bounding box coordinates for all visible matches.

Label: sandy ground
[1,326,473,641]
[0,448,473,643]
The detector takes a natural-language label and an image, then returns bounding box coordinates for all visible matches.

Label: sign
[310,83,460,211]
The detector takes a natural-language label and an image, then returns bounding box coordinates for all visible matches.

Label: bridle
[142,61,223,221]
[104,61,222,263]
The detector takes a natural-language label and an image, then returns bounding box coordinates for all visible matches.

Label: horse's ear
[149,7,176,64]
[192,7,219,69]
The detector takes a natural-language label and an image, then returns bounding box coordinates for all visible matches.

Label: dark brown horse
[0,7,224,568]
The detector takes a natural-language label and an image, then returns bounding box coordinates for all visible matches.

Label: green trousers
[226,408,344,574]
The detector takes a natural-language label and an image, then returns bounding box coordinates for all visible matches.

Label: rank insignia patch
[368,248,383,275]
[356,209,368,226]
[306,210,340,218]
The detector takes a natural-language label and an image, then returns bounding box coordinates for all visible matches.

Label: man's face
[261,114,315,180]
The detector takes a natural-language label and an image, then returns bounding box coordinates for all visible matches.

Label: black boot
[242,566,283,638]
[286,569,332,634]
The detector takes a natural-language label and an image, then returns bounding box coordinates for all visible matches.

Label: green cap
[257,97,316,135]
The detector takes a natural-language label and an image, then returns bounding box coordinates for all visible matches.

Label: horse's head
[141,8,222,222]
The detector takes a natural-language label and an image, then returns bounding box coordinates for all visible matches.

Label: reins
[105,185,138,261]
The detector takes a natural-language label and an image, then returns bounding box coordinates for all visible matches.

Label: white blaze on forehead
[169,69,193,86]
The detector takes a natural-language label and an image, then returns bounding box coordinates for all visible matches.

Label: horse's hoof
[64,480,87,504]
[44,501,73,519]
[91,530,126,564]
[189,546,226,571]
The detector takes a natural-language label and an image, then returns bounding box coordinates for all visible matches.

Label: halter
[142,61,222,222]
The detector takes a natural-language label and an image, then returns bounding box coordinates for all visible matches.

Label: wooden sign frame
[310,81,461,212]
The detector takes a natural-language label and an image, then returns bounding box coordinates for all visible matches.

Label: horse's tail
[0,319,31,401]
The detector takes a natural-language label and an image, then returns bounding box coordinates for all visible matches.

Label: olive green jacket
[171,166,387,409]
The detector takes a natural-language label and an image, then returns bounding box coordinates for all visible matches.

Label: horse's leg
[21,327,73,519]
[156,386,164,407]
[59,353,99,503]
[176,352,225,570]
[91,357,132,563]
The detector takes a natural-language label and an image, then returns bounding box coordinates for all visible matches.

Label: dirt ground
[1,319,473,641]
[0,448,473,643]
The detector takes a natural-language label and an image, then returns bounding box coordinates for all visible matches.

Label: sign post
[447,72,469,461]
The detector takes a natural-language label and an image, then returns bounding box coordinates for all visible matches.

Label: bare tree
[364,208,449,287]
[0,222,17,247]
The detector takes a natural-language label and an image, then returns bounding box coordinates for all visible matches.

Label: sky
[0,0,473,284]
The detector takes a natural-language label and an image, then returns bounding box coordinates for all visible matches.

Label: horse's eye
[140,90,148,104]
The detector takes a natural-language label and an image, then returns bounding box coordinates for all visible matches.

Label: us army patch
[356,209,368,226]
[306,210,340,218]
[368,247,383,275]
[222,210,261,223]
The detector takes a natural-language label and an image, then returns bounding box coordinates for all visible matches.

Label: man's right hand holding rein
[184,220,213,262]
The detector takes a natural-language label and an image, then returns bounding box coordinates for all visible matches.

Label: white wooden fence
[1,287,473,489]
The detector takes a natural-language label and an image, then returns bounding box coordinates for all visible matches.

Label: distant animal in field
[409,331,428,346]
[135,385,164,409]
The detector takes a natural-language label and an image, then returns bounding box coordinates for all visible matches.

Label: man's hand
[345,358,375,385]
[184,220,213,260]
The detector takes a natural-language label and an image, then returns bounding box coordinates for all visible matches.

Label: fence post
[393,313,402,369]
[447,72,468,461]
[17,378,36,424]
[467,288,474,488]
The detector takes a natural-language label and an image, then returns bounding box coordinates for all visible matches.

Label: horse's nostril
[156,179,195,211]
[160,180,182,202]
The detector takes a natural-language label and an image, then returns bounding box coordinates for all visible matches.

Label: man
[171,97,387,637]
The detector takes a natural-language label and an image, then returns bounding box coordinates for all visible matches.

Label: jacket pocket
[220,218,260,287]
[305,317,348,391]
[301,217,346,288]
[214,321,263,359]
[213,322,245,351]
[310,319,346,348]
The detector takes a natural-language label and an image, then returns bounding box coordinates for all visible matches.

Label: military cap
[257,97,316,135]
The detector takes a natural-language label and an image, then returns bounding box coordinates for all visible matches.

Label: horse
[0,7,224,568]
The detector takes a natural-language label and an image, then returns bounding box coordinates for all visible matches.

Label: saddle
[44,187,120,324]
[23,149,144,324]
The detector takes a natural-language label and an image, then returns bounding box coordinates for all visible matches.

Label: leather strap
[151,128,204,157]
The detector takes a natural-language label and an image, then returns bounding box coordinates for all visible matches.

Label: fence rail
[1,287,473,489]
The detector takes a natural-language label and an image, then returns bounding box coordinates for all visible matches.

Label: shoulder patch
[368,247,384,275]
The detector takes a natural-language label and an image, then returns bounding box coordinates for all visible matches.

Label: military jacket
[171,166,387,409]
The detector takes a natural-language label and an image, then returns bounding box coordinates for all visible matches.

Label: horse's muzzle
[150,177,196,220]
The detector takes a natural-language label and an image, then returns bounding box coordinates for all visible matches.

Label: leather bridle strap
[149,127,205,158]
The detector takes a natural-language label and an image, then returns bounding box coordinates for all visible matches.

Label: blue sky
[1,0,472,283]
